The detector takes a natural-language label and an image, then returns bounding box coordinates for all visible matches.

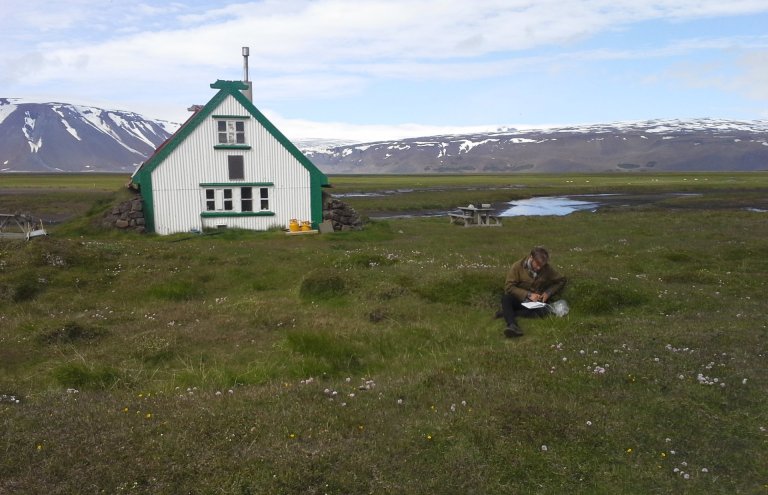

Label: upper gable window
[217,120,245,145]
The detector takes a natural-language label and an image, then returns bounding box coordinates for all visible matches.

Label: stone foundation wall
[323,198,363,231]
[102,195,146,233]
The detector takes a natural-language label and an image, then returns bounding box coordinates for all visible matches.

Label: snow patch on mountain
[0,102,16,125]
[61,119,81,140]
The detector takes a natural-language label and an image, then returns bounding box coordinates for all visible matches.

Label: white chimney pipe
[242,46,253,101]
[242,46,250,82]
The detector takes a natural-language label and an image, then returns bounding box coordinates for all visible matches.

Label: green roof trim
[139,173,155,233]
[211,80,249,90]
[131,79,329,233]
[213,145,251,150]
[201,211,275,218]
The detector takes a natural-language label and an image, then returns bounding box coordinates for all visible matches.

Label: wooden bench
[449,212,475,226]
[485,215,502,226]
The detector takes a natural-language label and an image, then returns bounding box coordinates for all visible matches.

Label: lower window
[200,186,271,213]
[241,187,253,212]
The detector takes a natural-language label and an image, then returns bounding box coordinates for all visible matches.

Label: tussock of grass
[413,270,501,307]
[145,279,204,301]
[570,279,650,314]
[5,277,42,302]
[285,331,365,376]
[299,268,349,300]
[52,362,121,390]
[37,321,107,345]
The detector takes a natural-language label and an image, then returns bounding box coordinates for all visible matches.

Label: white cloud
[736,50,768,99]
[4,0,768,129]
[8,0,768,80]
[660,46,768,103]
[264,109,504,141]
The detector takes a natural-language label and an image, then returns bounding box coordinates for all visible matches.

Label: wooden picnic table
[449,205,502,227]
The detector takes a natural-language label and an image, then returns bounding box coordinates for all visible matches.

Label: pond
[499,197,600,217]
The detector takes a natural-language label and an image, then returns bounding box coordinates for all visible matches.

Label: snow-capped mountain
[1,98,767,174]
[0,98,178,173]
[302,118,768,173]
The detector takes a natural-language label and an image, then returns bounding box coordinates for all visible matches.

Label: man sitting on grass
[499,246,567,338]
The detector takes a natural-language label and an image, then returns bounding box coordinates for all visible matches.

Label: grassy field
[1,172,767,493]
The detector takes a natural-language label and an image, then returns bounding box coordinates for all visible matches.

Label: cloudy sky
[3,0,768,141]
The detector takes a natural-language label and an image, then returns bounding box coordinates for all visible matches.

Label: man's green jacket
[504,256,567,302]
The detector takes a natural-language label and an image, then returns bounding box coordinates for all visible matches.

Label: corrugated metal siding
[151,95,314,235]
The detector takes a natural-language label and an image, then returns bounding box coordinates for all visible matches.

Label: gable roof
[131,80,328,189]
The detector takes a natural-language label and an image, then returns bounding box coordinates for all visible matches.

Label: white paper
[522,301,548,309]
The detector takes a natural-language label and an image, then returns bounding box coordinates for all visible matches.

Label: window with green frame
[200,186,272,214]
[217,120,245,145]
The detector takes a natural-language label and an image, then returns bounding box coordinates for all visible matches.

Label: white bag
[550,300,570,317]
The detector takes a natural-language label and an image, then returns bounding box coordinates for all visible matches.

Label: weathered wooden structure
[0,214,47,240]
[448,204,502,227]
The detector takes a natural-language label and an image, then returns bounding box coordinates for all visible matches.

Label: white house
[131,79,329,235]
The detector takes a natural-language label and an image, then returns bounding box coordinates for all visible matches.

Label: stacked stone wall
[102,195,146,233]
[323,198,363,231]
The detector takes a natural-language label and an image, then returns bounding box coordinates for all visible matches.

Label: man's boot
[504,323,523,338]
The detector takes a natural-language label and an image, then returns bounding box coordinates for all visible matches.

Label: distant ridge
[1,98,767,174]
[299,118,768,174]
